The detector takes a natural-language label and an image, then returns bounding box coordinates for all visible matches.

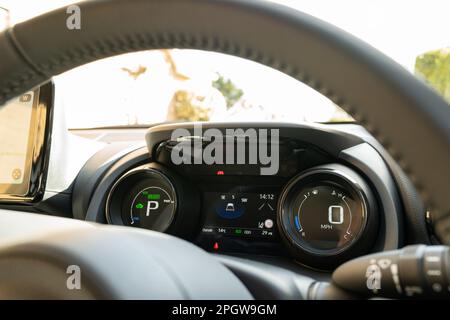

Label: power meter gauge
[106,166,178,233]
[127,186,176,231]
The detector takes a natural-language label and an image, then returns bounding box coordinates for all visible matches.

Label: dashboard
[0,0,447,300]
[66,122,431,271]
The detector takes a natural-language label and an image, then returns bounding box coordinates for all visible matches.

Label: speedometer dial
[278,164,378,268]
[288,184,365,253]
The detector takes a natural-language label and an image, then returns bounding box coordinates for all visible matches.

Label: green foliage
[415,47,450,103]
[172,90,210,122]
[212,74,244,109]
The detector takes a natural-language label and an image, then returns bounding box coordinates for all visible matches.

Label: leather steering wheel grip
[0,0,449,242]
[0,209,253,299]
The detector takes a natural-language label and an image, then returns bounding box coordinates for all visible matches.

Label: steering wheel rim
[0,0,449,242]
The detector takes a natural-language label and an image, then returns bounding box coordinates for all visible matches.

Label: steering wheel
[0,0,449,299]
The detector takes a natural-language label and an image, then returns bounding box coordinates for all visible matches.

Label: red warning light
[213,242,219,251]
[216,170,225,176]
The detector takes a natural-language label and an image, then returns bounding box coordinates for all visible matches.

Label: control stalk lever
[331,245,450,298]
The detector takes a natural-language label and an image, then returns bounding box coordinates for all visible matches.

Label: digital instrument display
[106,167,178,232]
[201,188,279,239]
[126,184,176,230]
[285,183,365,252]
[0,91,36,185]
[279,168,371,259]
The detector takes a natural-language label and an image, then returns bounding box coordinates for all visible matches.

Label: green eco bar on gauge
[147,194,160,200]
[135,203,144,209]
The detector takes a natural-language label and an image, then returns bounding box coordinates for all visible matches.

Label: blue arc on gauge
[294,215,302,231]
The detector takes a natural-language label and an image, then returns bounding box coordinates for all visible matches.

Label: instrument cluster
[103,123,386,269]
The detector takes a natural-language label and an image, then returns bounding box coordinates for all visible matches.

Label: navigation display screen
[201,187,279,239]
[0,91,36,185]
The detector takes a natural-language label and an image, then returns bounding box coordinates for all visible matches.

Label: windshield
[55,50,350,128]
[1,0,449,128]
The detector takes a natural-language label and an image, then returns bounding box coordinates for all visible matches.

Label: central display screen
[0,91,35,185]
[201,188,279,239]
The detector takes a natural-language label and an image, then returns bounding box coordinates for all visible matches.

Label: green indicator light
[142,191,148,195]
[147,194,160,200]
[235,229,242,235]
[135,203,144,209]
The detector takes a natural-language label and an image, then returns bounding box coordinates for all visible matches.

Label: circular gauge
[278,164,378,268]
[285,183,364,253]
[106,165,177,232]
[125,185,176,230]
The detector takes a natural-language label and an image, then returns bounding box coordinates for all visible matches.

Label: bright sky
[1,0,449,128]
